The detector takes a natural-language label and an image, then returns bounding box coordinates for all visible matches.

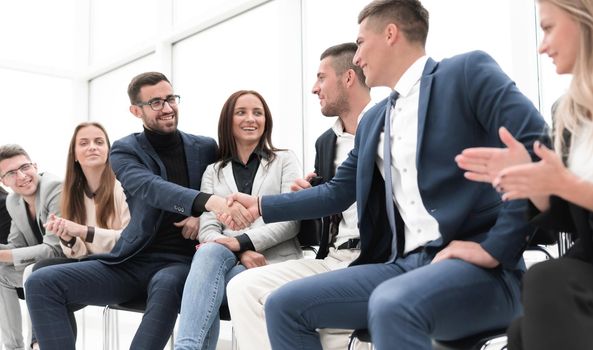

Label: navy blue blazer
[95,130,217,264]
[262,51,548,269]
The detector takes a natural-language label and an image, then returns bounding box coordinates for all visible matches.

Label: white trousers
[226,248,360,350]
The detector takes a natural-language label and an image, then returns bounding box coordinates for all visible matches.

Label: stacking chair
[102,298,235,350]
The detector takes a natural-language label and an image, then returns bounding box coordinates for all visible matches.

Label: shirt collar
[393,55,428,97]
[331,100,375,137]
[231,148,267,165]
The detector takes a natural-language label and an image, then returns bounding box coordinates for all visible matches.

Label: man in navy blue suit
[225,1,549,349]
[26,72,252,350]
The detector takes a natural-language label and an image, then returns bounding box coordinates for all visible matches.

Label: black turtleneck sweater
[142,127,209,257]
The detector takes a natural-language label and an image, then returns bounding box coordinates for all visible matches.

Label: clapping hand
[493,141,567,202]
[455,127,532,184]
[45,213,86,242]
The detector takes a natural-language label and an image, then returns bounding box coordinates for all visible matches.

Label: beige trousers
[226,248,360,350]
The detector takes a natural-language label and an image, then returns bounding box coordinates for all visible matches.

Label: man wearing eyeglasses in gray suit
[0,144,62,350]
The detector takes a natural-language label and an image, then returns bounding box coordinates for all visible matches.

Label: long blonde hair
[542,0,593,154]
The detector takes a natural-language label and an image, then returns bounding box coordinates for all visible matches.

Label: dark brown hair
[127,72,170,104]
[358,0,429,46]
[320,43,368,88]
[61,122,116,228]
[217,90,279,171]
[0,144,30,165]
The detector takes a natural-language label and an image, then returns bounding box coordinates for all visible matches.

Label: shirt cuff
[192,193,212,216]
[85,226,95,243]
[236,233,255,252]
[60,237,77,248]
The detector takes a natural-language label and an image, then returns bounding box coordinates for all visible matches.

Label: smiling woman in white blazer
[175,90,302,350]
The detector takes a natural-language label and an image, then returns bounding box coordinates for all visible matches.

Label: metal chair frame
[102,300,236,350]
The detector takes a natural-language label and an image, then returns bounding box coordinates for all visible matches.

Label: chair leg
[231,326,238,350]
[103,306,111,350]
[113,310,119,350]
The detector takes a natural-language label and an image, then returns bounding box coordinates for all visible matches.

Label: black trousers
[507,258,593,350]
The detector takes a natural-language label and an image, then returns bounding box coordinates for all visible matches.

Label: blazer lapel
[34,177,45,237]
[222,163,239,194]
[181,132,202,190]
[16,198,36,246]
[138,133,168,180]
[416,58,437,166]
[359,102,388,207]
[251,157,269,195]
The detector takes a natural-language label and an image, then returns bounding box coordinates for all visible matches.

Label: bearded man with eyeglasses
[0,144,63,350]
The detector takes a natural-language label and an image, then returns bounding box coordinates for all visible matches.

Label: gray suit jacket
[0,172,63,270]
[198,150,302,263]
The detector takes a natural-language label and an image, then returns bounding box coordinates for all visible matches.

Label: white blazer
[198,150,302,263]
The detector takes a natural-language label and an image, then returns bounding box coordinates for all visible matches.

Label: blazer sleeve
[464,51,548,268]
[10,177,63,270]
[244,151,301,252]
[261,145,356,223]
[110,138,199,216]
[198,164,226,243]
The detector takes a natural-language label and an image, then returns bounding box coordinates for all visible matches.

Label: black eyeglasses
[0,162,35,184]
[136,95,180,111]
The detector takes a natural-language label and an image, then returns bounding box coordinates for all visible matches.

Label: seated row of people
[0,38,369,350]
[1,1,591,350]
[1,55,367,349]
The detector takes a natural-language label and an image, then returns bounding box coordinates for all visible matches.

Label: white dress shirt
[333,101,374,247]
[376,56,442,253]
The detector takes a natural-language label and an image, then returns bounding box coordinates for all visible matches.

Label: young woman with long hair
[29,122,130,349]
[174,90,303,350]
[456,1,593,348]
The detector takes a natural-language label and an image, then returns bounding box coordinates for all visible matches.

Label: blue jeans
[265,249,522,350]
[175,243,245,350]
[25,253,191,350]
